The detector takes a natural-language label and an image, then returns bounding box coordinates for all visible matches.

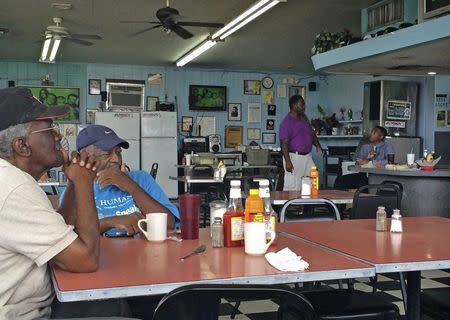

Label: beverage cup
[179,193,201,240]
[407,153,415,166]
[244,222,276,255]
[137,213,167,242]
[387,153,395,164]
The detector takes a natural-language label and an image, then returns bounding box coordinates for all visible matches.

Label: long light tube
[40,34,61,63]
[49,37,61,61]
[41,37,51,61]
[176,40,217,67]
[175,0,284,67]
[212,0,271,39]
[218,1,279,40]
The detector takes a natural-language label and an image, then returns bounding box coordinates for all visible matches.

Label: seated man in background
[60,124,179,236]
[0,88,132,319]
[356,125,394,168]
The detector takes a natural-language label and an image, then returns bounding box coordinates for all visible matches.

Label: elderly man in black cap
[0,87,134,319]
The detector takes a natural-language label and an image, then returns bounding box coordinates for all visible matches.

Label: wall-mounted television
[189,85,226,111]
[25,86,81,123]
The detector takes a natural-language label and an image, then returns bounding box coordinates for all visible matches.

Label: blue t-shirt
[357,141,395,166]
[59,170,179,220]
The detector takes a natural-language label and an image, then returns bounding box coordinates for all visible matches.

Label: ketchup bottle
[223,180,244,247]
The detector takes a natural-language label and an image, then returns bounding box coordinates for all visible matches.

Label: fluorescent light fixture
[218,1,279,40]
[212,0,272,39]
[176,40,217,67]
[39,34,61,63]
[175,0,284,67]
[427,71,437,75]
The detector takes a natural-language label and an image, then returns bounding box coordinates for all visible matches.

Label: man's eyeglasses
[29,123,61,135]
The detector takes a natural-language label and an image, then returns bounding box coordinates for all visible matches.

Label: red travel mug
[179,193,201,240]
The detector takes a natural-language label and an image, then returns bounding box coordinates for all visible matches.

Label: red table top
[52,229,372,301]
[278,216,450,271]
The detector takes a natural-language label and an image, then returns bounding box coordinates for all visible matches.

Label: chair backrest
[378,180,403,203]
[150,162,158,179]
[152,284,318,320]
[279,198,341,223]
[351,183,401,219]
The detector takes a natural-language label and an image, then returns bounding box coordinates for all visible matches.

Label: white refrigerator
[95,112,141,170]
[141,112,178,198]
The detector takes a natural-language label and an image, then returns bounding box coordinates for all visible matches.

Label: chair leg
[230,300,241,319]
[369,275,378,294]
[399,272,408,313]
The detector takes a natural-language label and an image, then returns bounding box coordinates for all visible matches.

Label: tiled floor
[217,269,450,319]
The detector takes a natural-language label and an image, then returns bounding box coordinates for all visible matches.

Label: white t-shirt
[0,159,78,320]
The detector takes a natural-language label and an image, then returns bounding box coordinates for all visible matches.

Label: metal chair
[351,183,401,219]
[421,287,450,319]
[150,162,158,179]
[279,198,401,320]
[152,283,318,320]
[279,198,341,222]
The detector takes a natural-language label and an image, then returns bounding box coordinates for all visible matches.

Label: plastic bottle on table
[310,165,319,196]
[258,179,277,245]
[244,188,264,223]
[223,180,244,247]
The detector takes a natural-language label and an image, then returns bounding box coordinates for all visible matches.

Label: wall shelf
[318,135,363,139]
[338,120,363,124]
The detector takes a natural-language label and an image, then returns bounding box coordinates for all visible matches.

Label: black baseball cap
[76,125,129,151]
[0,87,70,131]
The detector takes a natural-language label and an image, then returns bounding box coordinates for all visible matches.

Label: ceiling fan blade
[130,25,162,37]
[120,20,160,24]
[69,34,102,40]
[66,38,93,46]
[171,25,193,39]
[178,22,224,28]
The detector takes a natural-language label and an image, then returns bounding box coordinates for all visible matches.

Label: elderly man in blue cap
[60,124,179,236]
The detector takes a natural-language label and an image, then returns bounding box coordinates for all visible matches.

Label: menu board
[386,100,411,120]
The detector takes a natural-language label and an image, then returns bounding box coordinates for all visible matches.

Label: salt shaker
[390,209,403,233]
[375,206,387,231]
[211,217,224,248]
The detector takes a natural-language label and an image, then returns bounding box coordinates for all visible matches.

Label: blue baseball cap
[76,125,129,151]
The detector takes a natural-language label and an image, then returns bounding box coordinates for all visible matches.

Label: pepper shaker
[211,217,224,248]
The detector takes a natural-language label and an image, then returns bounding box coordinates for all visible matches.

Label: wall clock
[262,76,274,89]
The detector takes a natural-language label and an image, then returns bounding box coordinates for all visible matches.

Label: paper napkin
[265,247,309,272]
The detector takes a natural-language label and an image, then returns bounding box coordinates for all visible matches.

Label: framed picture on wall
[181,116,193,132]
[88,79,101,95]
[146,96,159,111]
[288,85,305,98]
[266,119,275,130]
[225,126,243,148]
[262,132,276,144]
[247,128,261,140]
[244,80,261,95]
[228,103,241,121]
[268,104,276,116]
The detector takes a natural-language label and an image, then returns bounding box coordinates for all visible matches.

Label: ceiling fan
[120,0,224,39]
[42,17,102,46]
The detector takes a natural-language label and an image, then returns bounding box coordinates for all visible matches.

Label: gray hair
[0,123,30,159]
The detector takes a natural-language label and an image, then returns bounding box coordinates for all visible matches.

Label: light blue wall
[1,60,443,160]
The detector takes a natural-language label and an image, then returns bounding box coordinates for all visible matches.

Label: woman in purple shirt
[279,95,322,190]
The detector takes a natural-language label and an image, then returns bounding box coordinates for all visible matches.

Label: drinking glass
[179,193,201,240]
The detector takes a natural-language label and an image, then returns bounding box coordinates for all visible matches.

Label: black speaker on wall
[100,91,107,102]
[308,82,317,91]
[8,80,15,87]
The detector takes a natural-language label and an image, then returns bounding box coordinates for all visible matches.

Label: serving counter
[350,166,450,217]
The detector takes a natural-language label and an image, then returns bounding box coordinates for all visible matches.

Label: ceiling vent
[51,3,72,10]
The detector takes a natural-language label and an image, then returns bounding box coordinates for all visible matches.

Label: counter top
[350,165,450,178]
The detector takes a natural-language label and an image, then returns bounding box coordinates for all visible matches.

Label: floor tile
[420,278,449,289]
[421,269,450,278]
[237,299,280,314]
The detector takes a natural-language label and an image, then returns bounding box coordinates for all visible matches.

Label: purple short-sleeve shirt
[279,114,313,153]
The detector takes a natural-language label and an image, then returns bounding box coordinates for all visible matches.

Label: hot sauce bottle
[223,180,244,247]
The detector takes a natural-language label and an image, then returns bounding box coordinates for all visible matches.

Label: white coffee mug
[407,153,415,166]
[138,213,167,242]
[244,222,276,255]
